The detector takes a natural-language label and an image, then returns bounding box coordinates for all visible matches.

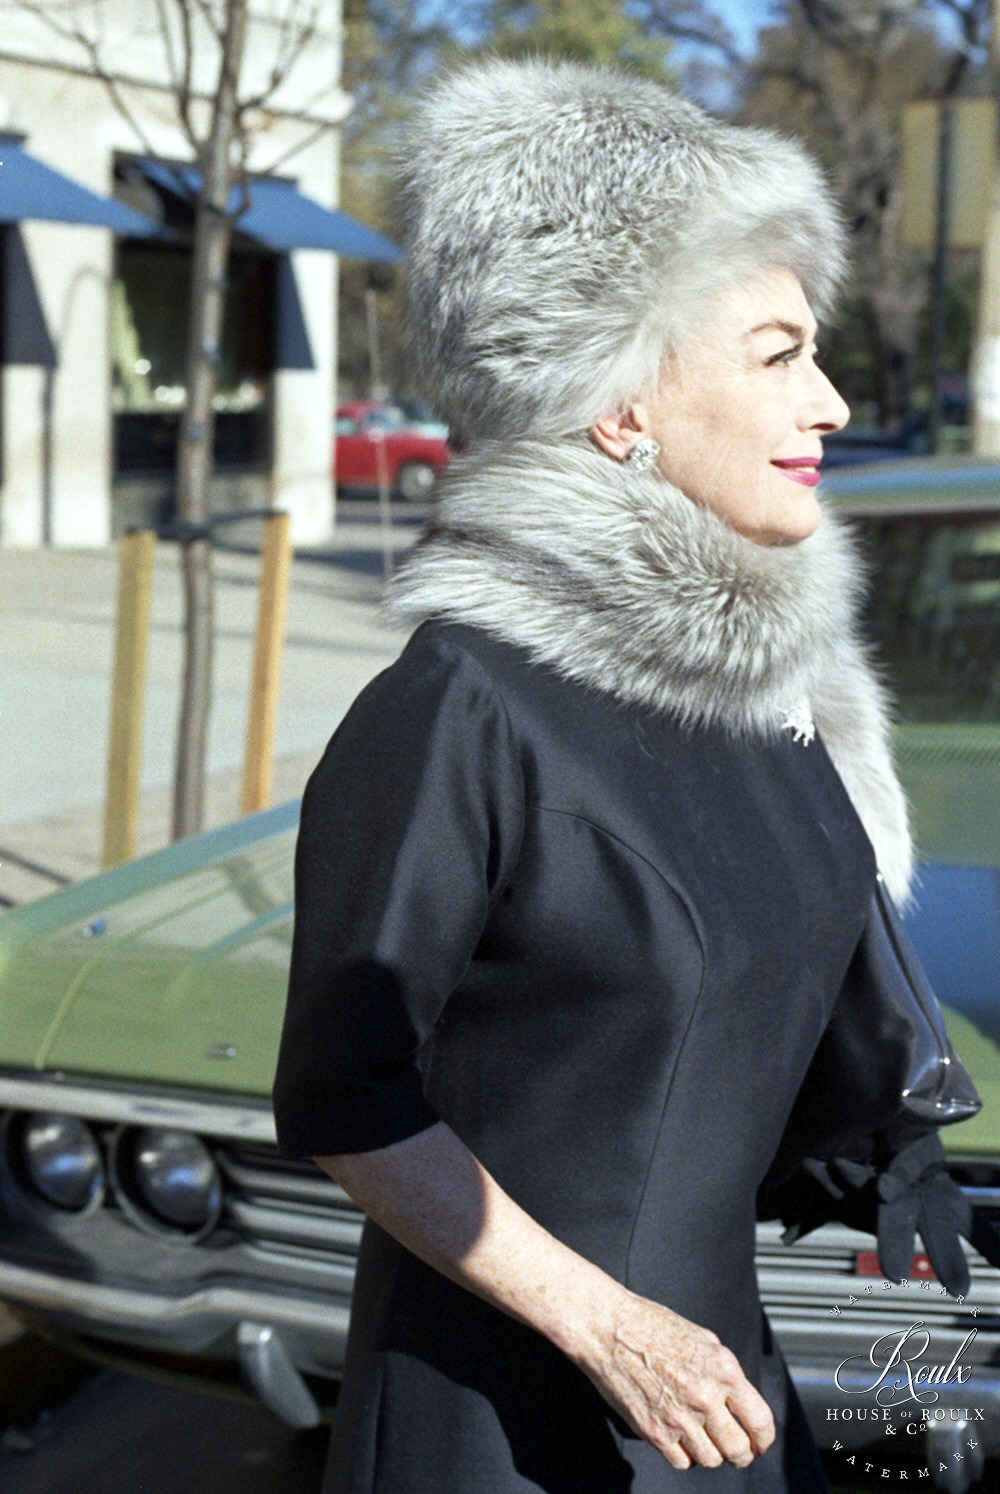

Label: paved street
[0,1349,973,1493]
[0,1362,330,1493]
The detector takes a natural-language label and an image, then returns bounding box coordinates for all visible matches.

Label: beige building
[0,0,396,546]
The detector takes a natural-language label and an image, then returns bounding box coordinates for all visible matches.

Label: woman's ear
[590,404,650,462]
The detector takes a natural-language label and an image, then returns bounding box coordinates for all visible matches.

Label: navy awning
[0,138,156,233]
[138,160,403,263]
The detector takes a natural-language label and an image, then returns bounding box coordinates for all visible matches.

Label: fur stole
[385,435,914,903]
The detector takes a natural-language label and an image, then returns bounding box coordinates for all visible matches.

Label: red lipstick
[771,457,822,488]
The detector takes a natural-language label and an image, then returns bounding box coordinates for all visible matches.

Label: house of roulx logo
[824,1269,986,1481]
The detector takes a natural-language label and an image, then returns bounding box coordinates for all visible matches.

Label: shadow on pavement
[0,1364,329,1493]
[0,1330,94,1442]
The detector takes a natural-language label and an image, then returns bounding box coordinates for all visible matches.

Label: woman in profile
[273,56,913,1492]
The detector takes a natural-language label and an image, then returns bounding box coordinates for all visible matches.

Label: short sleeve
[271,629,525,1159]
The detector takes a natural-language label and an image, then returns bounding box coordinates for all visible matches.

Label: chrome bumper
[0,1258,350,1428]
[0,1258,349,1340]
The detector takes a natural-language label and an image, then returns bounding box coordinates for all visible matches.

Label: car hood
[1,814,999,1152]
[0,805,298,1098]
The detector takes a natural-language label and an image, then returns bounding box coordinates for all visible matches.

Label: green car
[1,459,999,1489]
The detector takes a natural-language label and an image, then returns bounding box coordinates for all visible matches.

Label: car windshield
[398,399,446,427]
[362,405,407,432]
[860,514,1000,723]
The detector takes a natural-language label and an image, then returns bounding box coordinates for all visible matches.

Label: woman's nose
[801,368,850,434]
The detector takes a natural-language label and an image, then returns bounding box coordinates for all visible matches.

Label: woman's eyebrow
[745,319,816,340]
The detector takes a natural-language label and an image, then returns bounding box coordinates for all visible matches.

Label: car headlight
[20,1113,104,1211]
[113,1127,222,1236]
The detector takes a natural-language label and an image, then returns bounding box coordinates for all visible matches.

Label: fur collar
[386,435,914,903]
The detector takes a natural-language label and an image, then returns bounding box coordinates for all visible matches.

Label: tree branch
[153,0,182,95]
[233,3,327,118]
[12,0,162,159]
[752,59,826,100]
[937,0,989,84]
[189,0,225,46]
[154,0,197,151]
[934,0,988,27]
[629,1,744,69]
[266,0,324,106]
[7,0,95,48]
[174,0,199,151]
[795,0,857,54]
[251,112,335,179]
[656,20,743,68]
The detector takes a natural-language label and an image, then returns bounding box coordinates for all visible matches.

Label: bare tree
[341,0,991,428]
[739,0,990,423]
[8,0,341,838]
[627,0,991,420]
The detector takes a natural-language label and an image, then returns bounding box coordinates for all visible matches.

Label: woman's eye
[767,346,800,367]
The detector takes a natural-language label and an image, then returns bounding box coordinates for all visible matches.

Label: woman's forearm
[314,1120,613,1366]
[313,1121,775,1471]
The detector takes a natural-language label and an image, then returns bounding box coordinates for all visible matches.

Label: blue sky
[419,1,775,57]
[701,0,772,56]
[413,0,781,97]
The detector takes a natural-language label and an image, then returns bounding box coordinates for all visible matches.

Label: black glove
[763,1131,1000,1298]
[876,1132,970,1294]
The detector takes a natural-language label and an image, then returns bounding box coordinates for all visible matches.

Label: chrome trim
[218,1150,355,1208]
[960,1186,1000,1209]
[755,1218,1000,1292]
[217,1143,365,1258]
[237,1322,322,1429]
[226,1198,365,1255]
[0,1257,350,1339]
[768,1308,1000,1362]
[0,1073,276,1143]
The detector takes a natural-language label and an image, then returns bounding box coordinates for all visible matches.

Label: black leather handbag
[758,873,994,1295]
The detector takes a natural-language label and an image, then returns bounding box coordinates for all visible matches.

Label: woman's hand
[576,1287,776,1470]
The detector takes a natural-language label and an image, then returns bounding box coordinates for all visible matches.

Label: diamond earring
[624,437,661,473]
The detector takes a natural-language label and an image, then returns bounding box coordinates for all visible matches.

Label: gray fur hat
[398,56,849,443]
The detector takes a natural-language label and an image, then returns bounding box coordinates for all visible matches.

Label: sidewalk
[0,509,416,908]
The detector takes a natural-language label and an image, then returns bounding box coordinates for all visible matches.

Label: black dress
[272,621,877,1493]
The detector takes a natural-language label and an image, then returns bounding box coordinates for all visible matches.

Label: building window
[111,242,274,473]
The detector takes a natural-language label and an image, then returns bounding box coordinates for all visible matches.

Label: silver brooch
[780,700,815,745]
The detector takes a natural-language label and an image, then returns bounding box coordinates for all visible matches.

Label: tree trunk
[874,337,914,429]
[172,0,250,841]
